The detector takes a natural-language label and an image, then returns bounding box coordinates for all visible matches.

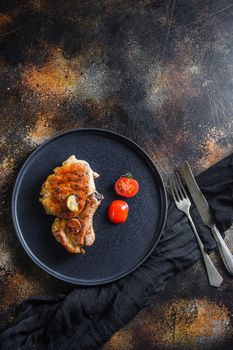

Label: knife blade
[182,161,215,227]
[182,160,233,275]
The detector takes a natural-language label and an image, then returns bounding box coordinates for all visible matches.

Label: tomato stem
[121,172,133,179]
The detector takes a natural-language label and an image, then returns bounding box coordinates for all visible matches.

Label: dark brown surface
[0,1,233,349]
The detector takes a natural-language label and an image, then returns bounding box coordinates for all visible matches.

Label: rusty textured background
[0,1,233,349]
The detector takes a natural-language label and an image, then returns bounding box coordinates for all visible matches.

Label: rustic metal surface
[0,1,233,349]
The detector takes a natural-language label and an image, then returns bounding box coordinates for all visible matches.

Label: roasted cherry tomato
[115,173,139,198]
[108,200,129,224]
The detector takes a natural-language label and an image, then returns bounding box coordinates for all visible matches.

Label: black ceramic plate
[12,129,167,285]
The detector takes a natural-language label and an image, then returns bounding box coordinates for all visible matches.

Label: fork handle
[211,225,233,275]
[187,214,223,288]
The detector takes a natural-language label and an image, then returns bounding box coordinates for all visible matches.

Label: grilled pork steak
[40,155,103,253]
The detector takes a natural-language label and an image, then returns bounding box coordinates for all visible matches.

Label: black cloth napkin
[1,154,233,350]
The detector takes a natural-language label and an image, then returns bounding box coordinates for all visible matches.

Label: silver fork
[170,172,223,288]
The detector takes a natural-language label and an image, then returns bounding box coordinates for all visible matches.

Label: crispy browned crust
[40,161,92,218]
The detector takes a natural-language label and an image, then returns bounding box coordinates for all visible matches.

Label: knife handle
[187,214,223,287]
[211,225,233,275]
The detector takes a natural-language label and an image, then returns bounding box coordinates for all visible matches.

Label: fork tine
[173,173,184,200]
[174,172,184,199]
[171,174,181,201]
[175,171,188,198]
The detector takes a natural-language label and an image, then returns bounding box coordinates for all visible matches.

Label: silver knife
[182,160,233,275]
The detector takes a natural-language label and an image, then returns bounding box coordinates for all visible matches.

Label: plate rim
[12,128,168,285]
